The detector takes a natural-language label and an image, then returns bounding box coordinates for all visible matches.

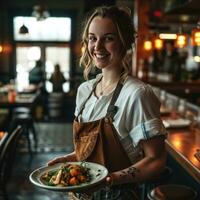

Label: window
[16,46,41,91]
[14,17,71,41]
[13,16,72,93]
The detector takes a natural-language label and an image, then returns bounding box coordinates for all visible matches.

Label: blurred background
[0,1,200,200]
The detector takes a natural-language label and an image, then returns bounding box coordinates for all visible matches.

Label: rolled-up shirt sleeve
[126,85,167,146]
[129,118,167,146]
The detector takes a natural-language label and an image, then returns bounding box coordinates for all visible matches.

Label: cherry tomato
[70,168,79,177]
[69,177,79,186]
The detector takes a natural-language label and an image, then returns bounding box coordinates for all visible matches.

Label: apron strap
[76,76,102,119]
[106,80,124,120]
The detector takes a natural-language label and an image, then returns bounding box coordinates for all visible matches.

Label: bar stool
[141,166,173,200]
[147,184,197,200]
[10,112,37,155]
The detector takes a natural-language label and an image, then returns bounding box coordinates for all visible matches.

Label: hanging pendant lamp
[154,36,163,50]
[19,24,29,34]
[175,27,188,48]
[175,33,188,48]
[143,38,153,51]
[191,20,200,46]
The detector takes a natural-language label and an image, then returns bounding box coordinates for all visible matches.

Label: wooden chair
[0,126,23,199]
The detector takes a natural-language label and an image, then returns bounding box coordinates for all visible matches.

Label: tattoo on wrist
[119,167,140,178]
[127,167,140,178]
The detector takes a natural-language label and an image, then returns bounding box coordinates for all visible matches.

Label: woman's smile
[94,52,110,63]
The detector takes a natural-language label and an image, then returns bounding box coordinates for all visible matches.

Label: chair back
[0,126,22,187]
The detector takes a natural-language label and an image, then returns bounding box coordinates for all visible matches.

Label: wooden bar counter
[165,127,200,183]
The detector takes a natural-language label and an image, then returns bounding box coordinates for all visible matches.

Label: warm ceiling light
[143,40,152,51]
[175,33,188,48]
[19,24,29,34]
[0,45,3,53]
[0,43,11,54]
[192,28,200,46]
[154,37,163,50]
[159,33,177,40]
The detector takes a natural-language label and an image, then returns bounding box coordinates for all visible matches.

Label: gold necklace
[99,79,118,96]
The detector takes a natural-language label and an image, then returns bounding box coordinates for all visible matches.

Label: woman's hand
[47,152,77,166]
[47,155,68,166]
[105,175,114,186]
[105,172,125,186]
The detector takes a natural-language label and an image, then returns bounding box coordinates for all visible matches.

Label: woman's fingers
[47,158,59,166]
[106,175,114,186]
[106,176,112,184]
[47,157,66,166]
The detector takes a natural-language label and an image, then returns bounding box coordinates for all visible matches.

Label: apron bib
[73,117,131,172]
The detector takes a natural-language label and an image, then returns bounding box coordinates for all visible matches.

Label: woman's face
[88,16,122,70]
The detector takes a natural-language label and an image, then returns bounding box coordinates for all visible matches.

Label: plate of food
[29,162,108,192]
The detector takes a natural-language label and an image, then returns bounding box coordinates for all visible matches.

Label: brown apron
[70,79,140,200]
[73,79,132,173]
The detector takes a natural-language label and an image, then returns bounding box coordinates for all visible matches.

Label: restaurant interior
[0,0,200,199]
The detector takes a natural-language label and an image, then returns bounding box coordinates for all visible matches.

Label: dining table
[0,81,42,109]
[0,90,41,129]
[0,93,39,109]
[0,93,38,108]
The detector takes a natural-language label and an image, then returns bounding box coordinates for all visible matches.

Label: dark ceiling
[84,0,116,12]
[164,0,200,15]
[148,0,200,32]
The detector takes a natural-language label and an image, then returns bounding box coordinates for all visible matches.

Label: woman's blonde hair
[79,5,136,80]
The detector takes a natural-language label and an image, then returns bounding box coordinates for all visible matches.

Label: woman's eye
[88,36,96,42]
[105,36,114,42]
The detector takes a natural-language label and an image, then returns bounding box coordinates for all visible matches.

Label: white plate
[29,162,108,192]
[163,118,191,128]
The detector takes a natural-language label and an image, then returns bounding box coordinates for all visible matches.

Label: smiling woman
[47,5,167,200]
